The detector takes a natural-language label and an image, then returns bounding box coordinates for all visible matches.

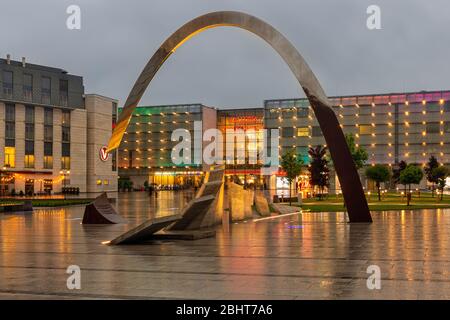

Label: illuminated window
[61,156,70,170]
[96,179,102,185]
[359,125,374,135]
[297,127,310,137]
[44,156,53,169]
[24,155,35,168]
[4,147,15,168]
[103,180,109,185]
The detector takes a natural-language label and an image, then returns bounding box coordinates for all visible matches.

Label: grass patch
[294,192,450,212]
[0,199,93,208]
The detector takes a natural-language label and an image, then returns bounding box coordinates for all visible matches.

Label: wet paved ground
[0,191,449,300]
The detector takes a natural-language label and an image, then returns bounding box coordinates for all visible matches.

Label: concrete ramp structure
[108,214,181,245]
[82,193,127,224]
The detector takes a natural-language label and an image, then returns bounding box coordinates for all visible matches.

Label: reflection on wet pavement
[0,191,449,299]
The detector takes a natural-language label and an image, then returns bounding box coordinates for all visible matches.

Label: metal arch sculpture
[107,11,372,223]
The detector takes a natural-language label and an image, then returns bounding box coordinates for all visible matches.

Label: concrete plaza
[0,191,449,300]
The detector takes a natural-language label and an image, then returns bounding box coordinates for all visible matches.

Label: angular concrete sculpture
[169,166,225,230]
[106,11,372,223]
[108,214,181,245]
[82,193,127,224]
[169,195,216,230]
[108,167,224,245]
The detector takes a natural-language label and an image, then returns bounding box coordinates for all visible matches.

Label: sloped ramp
[169,195,216,231]
[82,193,127,224]
[108,214,181,245]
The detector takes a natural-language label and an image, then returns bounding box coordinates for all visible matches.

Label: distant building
[0,56,117,196]
[118,90,450,194]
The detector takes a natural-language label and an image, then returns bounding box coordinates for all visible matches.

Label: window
[44,108,53,125]
[59,79,68,106]
[282,127,294,138]
[62,127,70,142]
[23,74,33,101]
[297,127,310,137]
[2,71,13,98]
[96,179,102,185]
[61,156,70,170]
[61,110,70,169]
[5,122,15,140]
[359,125,374,135]
[25,155,35,168]
[25,140,34,155]
[312,126,322,137]
[445,122,450,133]
[25,106,34,123]
[4,147,15,168]
[112,102,117,128]
[103,180,109,185]
[426,122,440,134]
[44,142,53,156]
[6,104,15,121]
[62,143,70,157]
[25,106,34,160]
[297,107,309,117]
[44,126,53,141]
[5,104,15,147]
[41,76,51,104]
[44,179,53,192]
[25,124,35,140]
[44,156,53,169]
[62,110,70,126]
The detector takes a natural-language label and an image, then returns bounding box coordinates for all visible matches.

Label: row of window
[3,104,70,169]
[2,70,69,106]
[275,122,450,138]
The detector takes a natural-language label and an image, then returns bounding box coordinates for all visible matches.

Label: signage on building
[99,146,109,162]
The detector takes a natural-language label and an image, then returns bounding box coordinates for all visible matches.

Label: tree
[345,133,368,170]
[392,160,408,192]
[399,165,424,205]
[308,145,329,199]
[424,156,439,197]
[365,165,391,201]
[281,149,303,206]
[432,166,449,201]
[393,160,407,183]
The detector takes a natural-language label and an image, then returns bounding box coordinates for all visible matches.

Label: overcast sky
[1,0,449,108]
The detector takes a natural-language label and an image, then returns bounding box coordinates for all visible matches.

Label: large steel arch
[107,11,372,223]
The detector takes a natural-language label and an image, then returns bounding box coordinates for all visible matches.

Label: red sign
[99,146,109,162]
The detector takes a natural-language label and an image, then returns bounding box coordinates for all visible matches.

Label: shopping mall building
[118,90,450,194]
[0,56,118,196]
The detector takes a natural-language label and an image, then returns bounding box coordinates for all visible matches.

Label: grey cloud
[1,0,449,108]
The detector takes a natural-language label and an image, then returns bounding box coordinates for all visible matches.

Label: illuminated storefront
[217,108,265,186]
